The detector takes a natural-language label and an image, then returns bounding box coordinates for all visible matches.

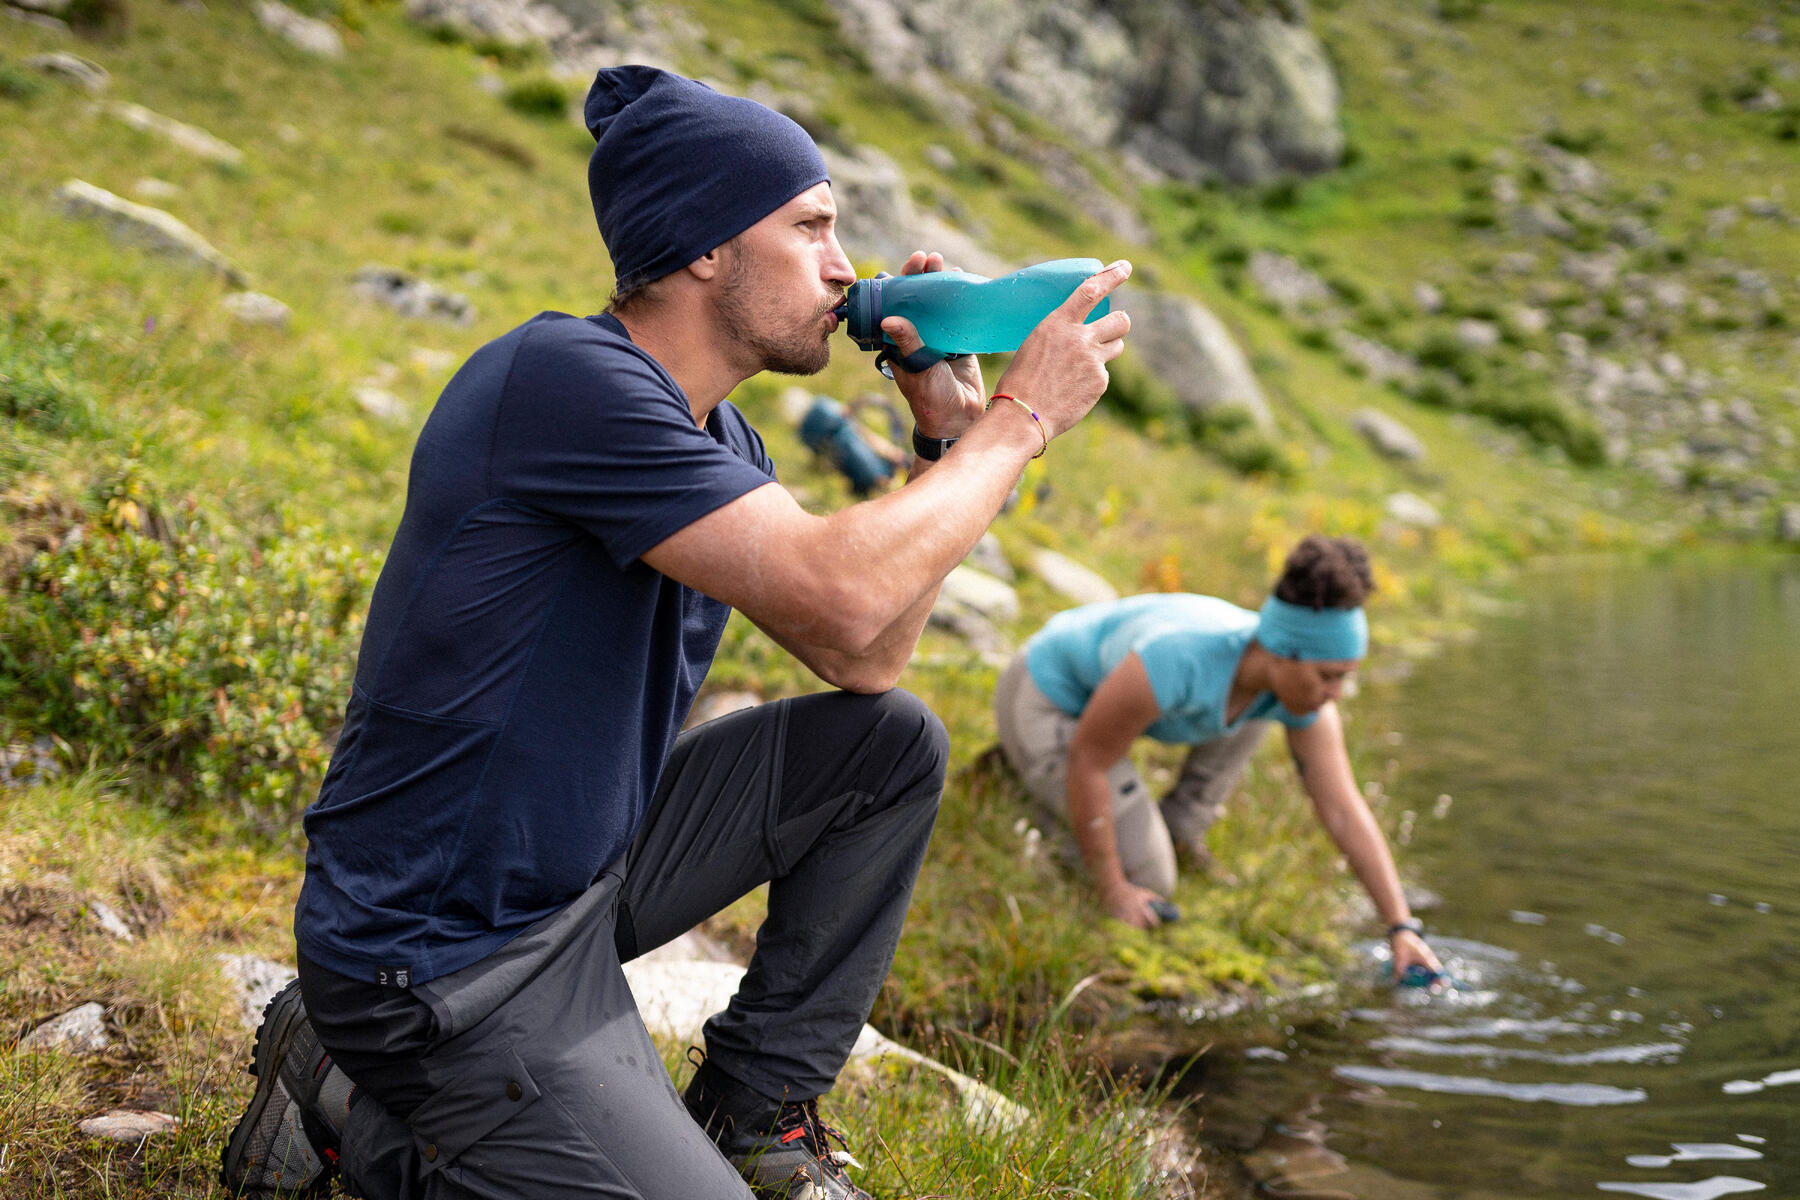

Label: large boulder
[831,0,1343,185]
[821,145,1005,276]
[1116,286,1271,430]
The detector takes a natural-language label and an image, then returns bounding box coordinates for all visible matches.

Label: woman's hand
[878,251,986,440]
[1102,878,1169,931]
[1391,928,1444,983]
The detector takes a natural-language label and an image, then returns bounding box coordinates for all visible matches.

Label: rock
[1412,282,1444,314]
[133,178,181,201]
[1455,318,1500,351]
[1777,504,1800,544]
[1,736,62,788]
[1029,549,1117,607]
[353,385,409,423]
[1248,250,1333,313]
[404,0,571,47]
[1351,408,1426,462]
[56,180,246,284]
[256,0,346,58]
[110,103,245,167]
[1334,331,1418,386]
[832,0,1342,186]
[1115,285,1271,430]
[20,1002,109,1054]
[87,899,134,941]
[351,266,477,326]
[684,690,762,730]
[25,51,108,92]
[222,291,291,328]
[937,564,1020,624]
[963,532,1014,582]
[1384,492,1441,529]
[80,1109,179,1144]
[1505,305,1550,337]
[820,145,1004,277]
[1516,202,1575,240]
[217,955,295,1030]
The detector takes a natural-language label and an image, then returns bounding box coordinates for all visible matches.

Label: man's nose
[823,233,855,286]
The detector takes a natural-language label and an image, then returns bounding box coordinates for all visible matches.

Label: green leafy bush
[502,74,569,119]
[1,481,377,824]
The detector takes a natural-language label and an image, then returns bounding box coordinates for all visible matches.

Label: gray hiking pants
[992,653,1266,896]
[297,688,947,1199]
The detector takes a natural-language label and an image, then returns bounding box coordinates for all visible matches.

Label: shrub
[0,478,377,825]
[502,74,568,119]
[0,64,46,102]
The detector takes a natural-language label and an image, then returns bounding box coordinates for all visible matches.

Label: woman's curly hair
[1272,535,1374,610]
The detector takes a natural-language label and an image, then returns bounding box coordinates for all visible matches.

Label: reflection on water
[1190,558,1800,1199]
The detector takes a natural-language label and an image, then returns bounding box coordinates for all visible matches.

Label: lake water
[1193,557,1800,1200]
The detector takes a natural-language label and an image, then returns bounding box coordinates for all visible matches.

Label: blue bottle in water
[836,258,1110,367]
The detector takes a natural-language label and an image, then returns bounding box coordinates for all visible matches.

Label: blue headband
[584,66,830,291]
[1257,596,1368,661]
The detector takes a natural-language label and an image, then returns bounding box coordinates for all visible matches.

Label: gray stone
[1517,202,1575,240]
[217,955,294,1030]
[830,0,1343,186]
[1505,305,1550,337]
[1384,492,1441,529]
[352,266,477,326]
[404,0,570,46]
[1455,318,1500,351]
[1777,504,1800,544]
[133,178,181,202]
[256,0,346,57]
[80,1109,179,1144]
[221,291,291,328]
[21,1002,109,1054]
[1334,332,1418,386]
[88,899,134,941]
[56,180,246,284]
[1249,251,1333,313]
[1029,548,1117,607]
[1412,281,1444,314]
[938,564,1020,624]
[1115,285,1271,430]
[25,51,108,92]
[820,145,1005,278]
[1351,408,1426,462]
[963,532,1014,582]
[110,103,245,167]
[354,385,409,423]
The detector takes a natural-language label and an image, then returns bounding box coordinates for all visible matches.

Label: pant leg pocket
[408,1044,542,1177]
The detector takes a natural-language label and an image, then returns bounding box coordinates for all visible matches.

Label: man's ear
[685,246,725,282]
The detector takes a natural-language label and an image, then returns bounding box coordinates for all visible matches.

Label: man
[219,65,1130,1200]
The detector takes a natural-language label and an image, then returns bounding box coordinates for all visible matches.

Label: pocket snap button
[506,1080,523,1101]
[424,1143,438,1162]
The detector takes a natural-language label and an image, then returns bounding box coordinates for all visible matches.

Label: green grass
[2,0,1795,1194]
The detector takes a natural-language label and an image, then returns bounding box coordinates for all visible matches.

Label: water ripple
[1595,1177,1765,1200]
[1369,1035,1684,1065]
[1333,1065,1647,1105]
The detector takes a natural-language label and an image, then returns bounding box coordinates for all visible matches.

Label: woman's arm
[1066,653,1168,930]
[1286,705,1443,979]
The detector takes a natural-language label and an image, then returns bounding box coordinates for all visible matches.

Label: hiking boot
[219,979,353,1197]
[684,1055,873,1200]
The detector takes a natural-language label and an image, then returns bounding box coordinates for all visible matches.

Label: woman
[994,535,1441,980]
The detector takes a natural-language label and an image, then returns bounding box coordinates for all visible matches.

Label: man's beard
[715,248,839,377]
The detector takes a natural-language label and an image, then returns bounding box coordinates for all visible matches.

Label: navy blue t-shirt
[294,312,776,986]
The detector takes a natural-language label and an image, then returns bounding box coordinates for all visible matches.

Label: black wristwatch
[1387,918,1425,939]
[911,426,959,461]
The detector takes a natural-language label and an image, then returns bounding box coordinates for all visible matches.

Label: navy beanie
[585,66,830,292]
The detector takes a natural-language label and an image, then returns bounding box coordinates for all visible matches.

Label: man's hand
[994,259,1131,440]
[878,251,987,439]
[1102,878,1169,931]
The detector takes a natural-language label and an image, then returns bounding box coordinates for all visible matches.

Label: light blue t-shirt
[1023,593,1318,744]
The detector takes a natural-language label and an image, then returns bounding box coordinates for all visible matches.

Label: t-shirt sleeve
[492,326,777,567]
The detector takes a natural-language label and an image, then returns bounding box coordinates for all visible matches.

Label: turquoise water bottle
[836,258,1109,371]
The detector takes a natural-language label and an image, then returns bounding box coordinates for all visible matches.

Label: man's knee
[864,688,949,792]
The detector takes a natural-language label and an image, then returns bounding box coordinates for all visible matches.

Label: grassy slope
[1,0,1795,1195]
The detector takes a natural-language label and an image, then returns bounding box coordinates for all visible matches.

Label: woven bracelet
[987,393,1047,459]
